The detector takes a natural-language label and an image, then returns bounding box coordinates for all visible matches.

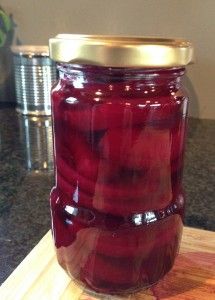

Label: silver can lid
[11,45,49,57]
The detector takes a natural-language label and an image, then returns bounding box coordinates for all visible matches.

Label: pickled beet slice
[57,166,172,216]
[171,123,187,161]
[69,214,181,258]
[91,170,172,214]
[81,252,142,287]
[62,133,99,180]
[56,216,182,290]
[52,204,182,291]
[63,97,183,132]
[81,239,177,289]
[56,155,96,194]
[99,125,186,170]
[88,214,182,257]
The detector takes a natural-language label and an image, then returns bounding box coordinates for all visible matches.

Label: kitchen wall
[2,0,215,119]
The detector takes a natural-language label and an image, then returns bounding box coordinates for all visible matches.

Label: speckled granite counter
[0,108,214,284]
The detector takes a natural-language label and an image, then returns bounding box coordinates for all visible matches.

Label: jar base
[83,282,159,299]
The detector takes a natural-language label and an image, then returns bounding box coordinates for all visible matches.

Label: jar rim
[49,34,194,68]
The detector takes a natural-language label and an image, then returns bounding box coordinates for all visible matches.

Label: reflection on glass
[18,114,53,172]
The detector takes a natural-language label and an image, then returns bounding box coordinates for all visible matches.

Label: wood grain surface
[0,227,214,300]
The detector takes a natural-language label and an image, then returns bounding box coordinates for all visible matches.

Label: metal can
[12,45,57,115]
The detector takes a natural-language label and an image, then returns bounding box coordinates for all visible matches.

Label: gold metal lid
[49,34,194,68]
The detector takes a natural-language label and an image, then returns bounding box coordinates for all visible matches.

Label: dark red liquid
[50,66,187,295]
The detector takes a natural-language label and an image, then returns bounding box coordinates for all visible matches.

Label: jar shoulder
[52,79,188,106]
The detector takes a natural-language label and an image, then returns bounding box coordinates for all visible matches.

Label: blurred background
[0,0,214,285]
[1,0,215,119]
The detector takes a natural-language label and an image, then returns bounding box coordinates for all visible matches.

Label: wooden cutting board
[0,227,214,300]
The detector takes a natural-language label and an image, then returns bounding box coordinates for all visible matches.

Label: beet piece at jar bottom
[53,211,182,294]
[79,240,178,295]
[51,188,183,294]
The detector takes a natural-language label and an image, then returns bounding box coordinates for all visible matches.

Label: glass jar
[49,35,193,295]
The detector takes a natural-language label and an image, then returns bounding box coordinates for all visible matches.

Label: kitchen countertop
[0,108,214,284]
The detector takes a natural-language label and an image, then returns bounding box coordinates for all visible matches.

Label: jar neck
[58,64,185,89]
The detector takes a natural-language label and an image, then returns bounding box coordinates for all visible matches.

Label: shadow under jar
[49,35,194,296]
